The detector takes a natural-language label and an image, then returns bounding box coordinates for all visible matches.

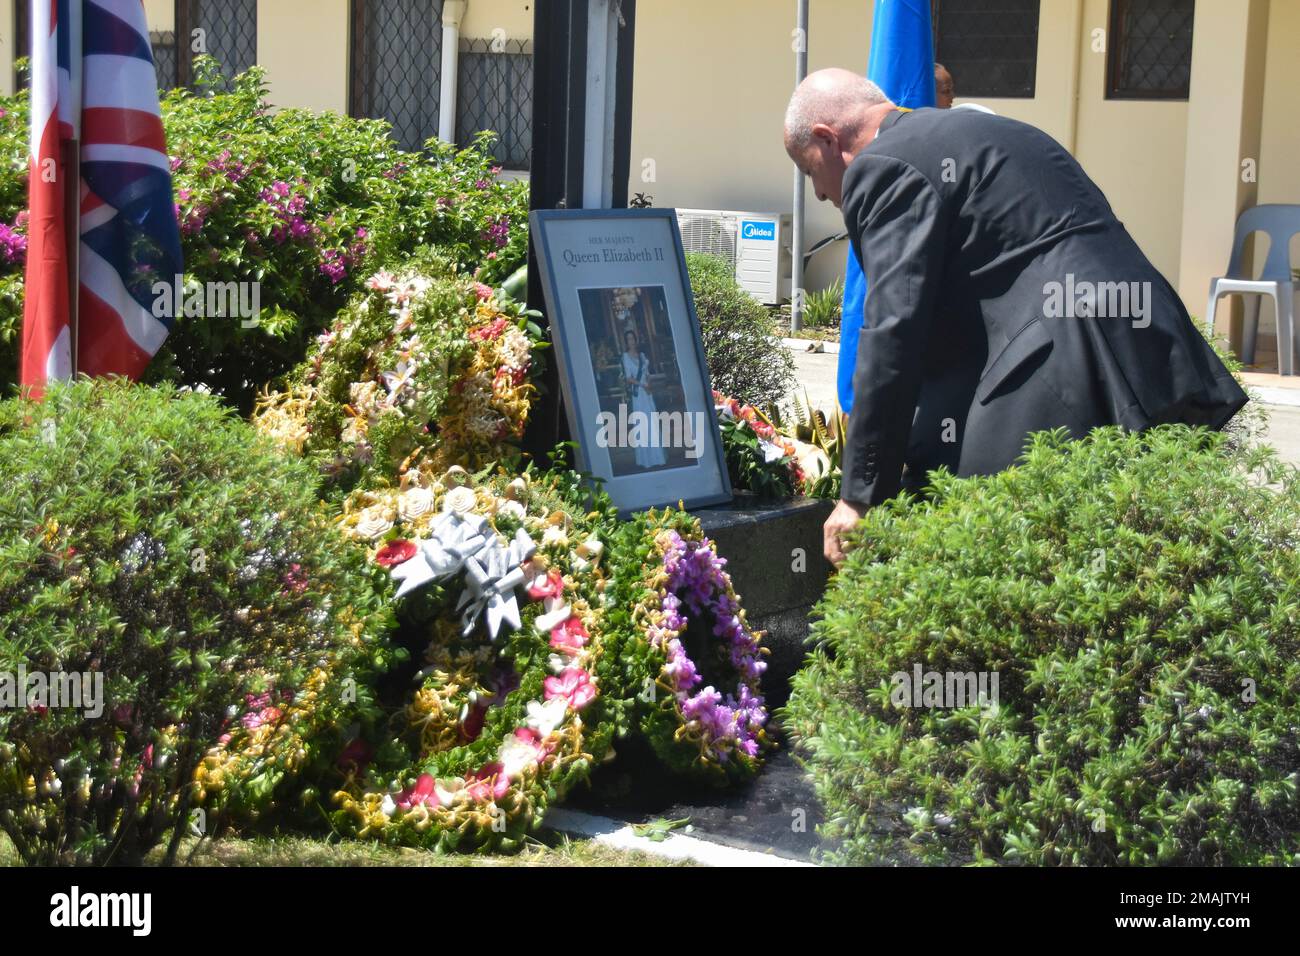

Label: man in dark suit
[784,69,1247,564]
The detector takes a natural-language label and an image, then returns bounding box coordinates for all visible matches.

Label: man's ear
[810,123,838,152]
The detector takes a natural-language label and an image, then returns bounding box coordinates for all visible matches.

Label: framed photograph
[529,208,732,514]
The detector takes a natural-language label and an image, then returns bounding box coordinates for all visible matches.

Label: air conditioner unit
[675,208,793,306]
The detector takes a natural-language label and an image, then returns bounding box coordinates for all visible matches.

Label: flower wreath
[253,255,544,497]
[713,391,837,499]
[329,466,627,852]
[611,509,771,782]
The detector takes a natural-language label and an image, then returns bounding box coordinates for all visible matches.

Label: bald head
[783,68,895,208]
[784,68,891,153]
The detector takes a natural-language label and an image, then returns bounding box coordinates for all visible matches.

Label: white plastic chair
[1205,204,1300,375]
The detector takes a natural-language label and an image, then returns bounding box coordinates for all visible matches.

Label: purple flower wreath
[630,522,771,780]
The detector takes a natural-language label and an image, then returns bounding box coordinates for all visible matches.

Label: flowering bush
[786,427,1300,866]
[252,253,544,497]
[0,60,529,406]
[608,509,771,782]
[685,252,794,411]
[322,464,630,852]
[0,91,29,384]
[0,380,395,865]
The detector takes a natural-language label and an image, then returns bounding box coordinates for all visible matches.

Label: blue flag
[838,0,935,415]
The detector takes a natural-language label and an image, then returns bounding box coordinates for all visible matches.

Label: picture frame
[529,208,733,515]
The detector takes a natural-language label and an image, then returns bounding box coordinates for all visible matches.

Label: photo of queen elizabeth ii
[621,328,668,469]
[577,285,693,477]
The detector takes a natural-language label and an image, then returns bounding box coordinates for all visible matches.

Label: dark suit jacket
[839,107,1247,506]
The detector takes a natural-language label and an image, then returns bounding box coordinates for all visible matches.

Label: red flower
[337,738,373,772]
[395,773,440,810]
[282,563,309,595]
[460,701,488,743]
[375,539,418,568]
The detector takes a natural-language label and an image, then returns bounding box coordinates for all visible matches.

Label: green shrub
[801,279,842,329]
[0,380,395,865]
[0,89,29,384]
[786,426,1300,866]
[686,253,794,410]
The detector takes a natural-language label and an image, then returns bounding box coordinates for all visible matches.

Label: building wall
[258,0,350,114]
[629,0,873,293]
[143,0,175,30]
[0,0,15,96]
[1258,0,1300,210]
[463,0,534,41]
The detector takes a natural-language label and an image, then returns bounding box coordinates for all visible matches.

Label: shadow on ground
[566,722,830,862]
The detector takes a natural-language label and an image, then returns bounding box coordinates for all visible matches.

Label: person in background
[934,63,955,108]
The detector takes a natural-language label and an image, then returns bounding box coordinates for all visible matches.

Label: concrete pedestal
[696,494,834,705]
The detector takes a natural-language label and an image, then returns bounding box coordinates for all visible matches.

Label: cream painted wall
[1258,0,1300,209]
[143,0,175,30]
[627,0,1193,294]
[964,0,1079,149]
[1073,0,1188,281]
[629,0,873,293]
[0,0,14,97]
[462,0,534,42]
[258,0,350,114]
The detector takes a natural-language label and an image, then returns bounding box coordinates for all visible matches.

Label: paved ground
[788,344,1300,467]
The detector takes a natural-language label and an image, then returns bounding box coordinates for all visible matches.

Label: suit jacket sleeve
[840,153,949,506]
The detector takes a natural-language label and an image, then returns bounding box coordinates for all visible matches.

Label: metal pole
[439,1,467,144]
[790,0,809,335]
[67,0,84,374]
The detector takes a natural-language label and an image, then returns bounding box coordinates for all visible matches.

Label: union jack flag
[20,0,183,395]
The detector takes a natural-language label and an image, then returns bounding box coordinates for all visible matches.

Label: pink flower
[544,667,596,711]
[549,616,589,654]
[395,773,440,810]
[469,317,509,343]
[242,705,282,730]
[465,763,510,802]
[527,568,565,601]
[282,563,309,594]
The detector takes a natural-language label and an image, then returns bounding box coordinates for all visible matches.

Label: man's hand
[824,499,867,567]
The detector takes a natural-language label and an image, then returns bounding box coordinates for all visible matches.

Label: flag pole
[63,139,79,376]
[66,0,83,376]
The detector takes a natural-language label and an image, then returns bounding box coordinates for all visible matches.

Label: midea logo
[741,221,775,240]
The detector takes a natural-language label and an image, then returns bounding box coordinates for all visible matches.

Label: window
[457,37,534,170]
[349,0,444,153]
[931,0,1041,99]
[173,0,259,91]
[350,1,535,167]
[15,2,258,92]
[1107,0,1195,100]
